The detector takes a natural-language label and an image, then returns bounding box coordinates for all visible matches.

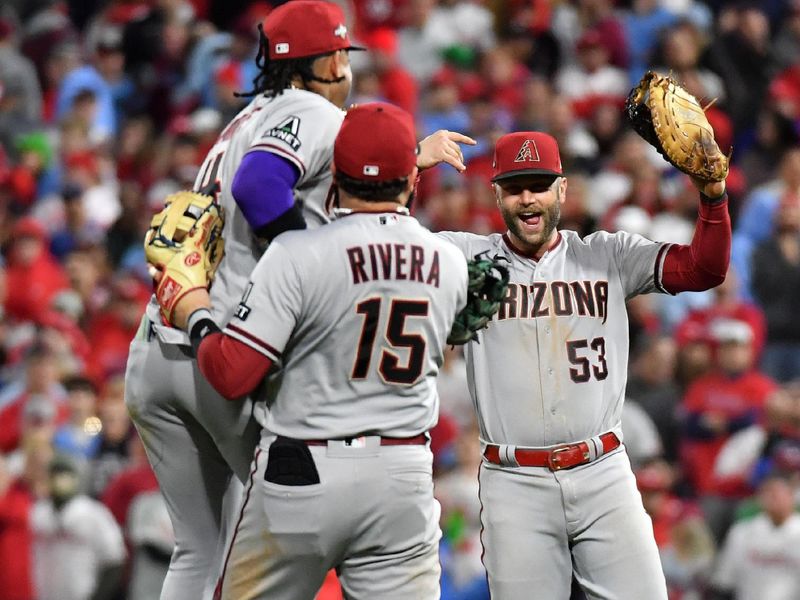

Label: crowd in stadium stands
[1,0,800,598]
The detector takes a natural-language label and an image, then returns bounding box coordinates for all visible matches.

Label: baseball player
[158,102,470,599]
[437,131,732,599]
[124,2,474,598]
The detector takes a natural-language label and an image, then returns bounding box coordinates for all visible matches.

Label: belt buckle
[547,444,589,471]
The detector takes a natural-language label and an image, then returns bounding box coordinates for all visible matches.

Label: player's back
[198,88,344,325]
[254,212,468,440]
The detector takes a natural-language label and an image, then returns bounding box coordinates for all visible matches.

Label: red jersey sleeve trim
[224,324,282,362]
[197,332,273,400]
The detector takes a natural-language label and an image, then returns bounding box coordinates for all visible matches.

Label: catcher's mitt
[625,71,728,183]
[144,191,225,325]
[448,253,510,345]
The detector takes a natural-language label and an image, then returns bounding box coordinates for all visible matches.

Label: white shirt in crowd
[712,513,800,600]
[32,495,126,600]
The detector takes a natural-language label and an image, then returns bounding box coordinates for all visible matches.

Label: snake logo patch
[514,139,540,163]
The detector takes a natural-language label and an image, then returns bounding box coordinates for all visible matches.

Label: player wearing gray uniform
[125,2,474,597]
[161,103,469,599]
[125,4,358,597]
[438,131,732,599]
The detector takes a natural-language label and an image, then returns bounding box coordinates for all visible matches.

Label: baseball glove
[625,71,729,182]
[144,191,225,325]
[447,253,510,345]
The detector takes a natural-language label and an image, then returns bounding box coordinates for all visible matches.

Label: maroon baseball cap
[334,102,417,181]
[491,132,563,183]
[264,0,364,60]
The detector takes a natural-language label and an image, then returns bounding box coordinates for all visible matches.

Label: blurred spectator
[84,275,149,386]
[627,334,682,460]
[733,147,800,301]
[50,183,107,259]
[432,0,495,52]
[0,343,67,453]
[679,319,777,539]
[637,460,716,600]
[397,0,457,84]
[126,490,174,600]
[751,191,800,382]
[62,149,121,233]
[576,0,630,69]
[436,421,488,600]
[87,379,132,498]
[32,454,125,600]
[772,0,800,71]
[621,398,663,469]
[736,109,799,191]
[0,17,42,123]
[101,434,158,529]
[436,346,471,429]
[52,376,100,461]
[705,5,776,133]
[623,0,678,83]
[674,268,767,362]
[0,451,35,600]
[709,473,800,600]
[714,384,800,495]
[4,217,70,324]
[556,29,628,121]
[362,27,418,116]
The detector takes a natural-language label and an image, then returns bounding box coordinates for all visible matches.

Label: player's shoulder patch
[263,115,302,151]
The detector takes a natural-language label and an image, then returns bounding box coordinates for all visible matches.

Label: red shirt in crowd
[680,370,777,495]
[0,479,35,600]
[0,394,69,453]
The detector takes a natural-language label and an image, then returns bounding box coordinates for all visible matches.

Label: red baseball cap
[334,102,417,182]
[264,0,364,60]
[491,132,563,183]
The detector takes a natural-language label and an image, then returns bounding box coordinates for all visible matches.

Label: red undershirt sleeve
[660,197,731,294]
[196,332,273,400]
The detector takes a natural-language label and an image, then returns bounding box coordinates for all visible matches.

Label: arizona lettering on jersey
[497,280,609,322]
[437,229,668,448]
[224,212,468,440]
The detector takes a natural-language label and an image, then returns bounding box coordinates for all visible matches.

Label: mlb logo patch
[275,42,290,55]
[363,165,380,176]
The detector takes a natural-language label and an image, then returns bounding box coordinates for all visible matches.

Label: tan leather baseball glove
[625,71,729,182]
[144,191,225,325]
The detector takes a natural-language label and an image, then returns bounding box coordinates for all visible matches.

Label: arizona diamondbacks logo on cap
[514,139,540,163]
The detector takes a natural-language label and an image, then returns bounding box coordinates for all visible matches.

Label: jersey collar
[502,231,562,262]
[332,206,411,218]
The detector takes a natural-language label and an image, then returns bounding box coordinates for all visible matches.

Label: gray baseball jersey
[216,211,467,600]
[224,212,469,439]
[437,228,669,600]
[126,89,343,600]
[147,88,345,341]
[437,229,668,447]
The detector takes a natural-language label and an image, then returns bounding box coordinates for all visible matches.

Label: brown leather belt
[305,433,428,447]
[483,432,620,471]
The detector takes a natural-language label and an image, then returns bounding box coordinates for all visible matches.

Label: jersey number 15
[351,298,429,385]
